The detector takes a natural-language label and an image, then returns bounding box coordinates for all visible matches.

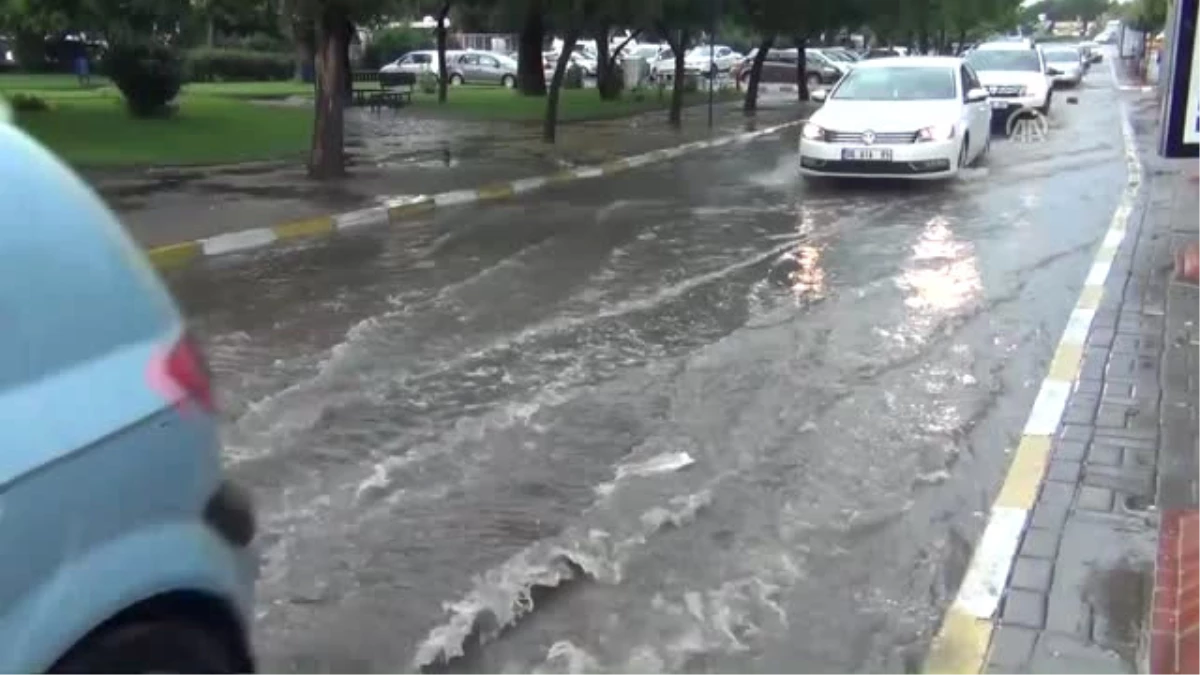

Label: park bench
[350,70,415,110]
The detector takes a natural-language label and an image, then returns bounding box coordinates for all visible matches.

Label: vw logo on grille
[861,130,876,145]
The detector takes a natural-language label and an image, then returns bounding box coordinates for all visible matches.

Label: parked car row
[731,48,849,90]
[380,49,519,87]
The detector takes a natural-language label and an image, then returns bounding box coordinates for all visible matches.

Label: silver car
[1041,45,1084,87]
[452,51,518,87]
[380,50,463,78]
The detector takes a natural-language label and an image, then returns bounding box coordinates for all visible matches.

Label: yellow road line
[273,216,334,240]
[147,241,202,270]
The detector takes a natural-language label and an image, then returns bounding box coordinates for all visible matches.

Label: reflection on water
[898,216,981,316]
[789,244,827,303]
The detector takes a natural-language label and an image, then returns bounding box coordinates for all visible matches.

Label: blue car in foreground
[0,108,257,672]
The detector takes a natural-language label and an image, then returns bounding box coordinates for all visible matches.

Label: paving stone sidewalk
[98,98,808,248]
[982,95,1199,673]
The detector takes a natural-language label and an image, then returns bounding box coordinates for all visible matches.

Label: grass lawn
[0,73,743,167]
[0,74,313,167]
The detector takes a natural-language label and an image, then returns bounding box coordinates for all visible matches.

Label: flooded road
[167,71,1129,673]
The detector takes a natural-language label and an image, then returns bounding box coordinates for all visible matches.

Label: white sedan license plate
[990,99,1009,109]
[841,148,892,161]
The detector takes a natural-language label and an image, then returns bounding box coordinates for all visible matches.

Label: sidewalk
[94,97,808,248]
[979,92,1199,673]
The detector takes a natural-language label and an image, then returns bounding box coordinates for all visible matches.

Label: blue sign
[1160,0,1199,157]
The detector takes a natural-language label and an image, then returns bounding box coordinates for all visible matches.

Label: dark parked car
[733,48,845,89]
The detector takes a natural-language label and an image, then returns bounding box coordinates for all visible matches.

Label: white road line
[1023,380,1074,435]
[201,228,277,256]
[953,507,1030,619]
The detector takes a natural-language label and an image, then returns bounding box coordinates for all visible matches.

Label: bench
[349,70,415,110]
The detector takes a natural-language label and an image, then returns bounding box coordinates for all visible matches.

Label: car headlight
[916,123,956,142]
[801,122,825,141]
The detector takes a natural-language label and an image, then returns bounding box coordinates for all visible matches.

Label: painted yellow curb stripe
[994,436,1053,510]
[475,183,515,201]
[1077,284,1105,310]
[599,159,629,174]
[924,607,995,674]
[1046,342,1084,382]
[273,216,334,241]
[147,241,202,270]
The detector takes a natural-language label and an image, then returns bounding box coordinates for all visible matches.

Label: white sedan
[798,56,992,180]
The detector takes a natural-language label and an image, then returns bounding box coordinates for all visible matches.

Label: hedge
[185,47,293,82]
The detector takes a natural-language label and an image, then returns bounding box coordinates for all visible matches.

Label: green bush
[418,70,438,94]
[362,26,433,69]
[185,47,293,82]
[105,42,183,118]
[219,32,289,53]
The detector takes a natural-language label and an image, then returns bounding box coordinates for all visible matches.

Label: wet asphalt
[165,68,1129,673]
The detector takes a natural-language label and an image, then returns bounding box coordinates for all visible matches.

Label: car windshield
[831,66,957,100]
[823,50,854,62]
[966,49,1041,71]
[1043,48,1079,61]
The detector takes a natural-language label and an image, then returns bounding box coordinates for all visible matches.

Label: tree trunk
[669,29,689,128]
[598,29,640,100]
[206,15,216,47]
[795,35,809,102]
[743,35,774,113]
[341,20,353,103]
[518,0,547,96]
[543,30,580,142]
[308,7,348,179]
[596,26,615,100]
[436,3,451,104]
[956,29,967,55]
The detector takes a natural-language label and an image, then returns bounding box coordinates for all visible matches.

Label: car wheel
[501,74,515,88]
[449,73,464,86]
[50,620,242,674]
[957,138,970,170]
[1038,94,1051,116]
[805,73,822,90]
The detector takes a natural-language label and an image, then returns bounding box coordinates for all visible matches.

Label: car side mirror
[811,89,828,103]
[1046,67,1062,75]
[966,87,988,102]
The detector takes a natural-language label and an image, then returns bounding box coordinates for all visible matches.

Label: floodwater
[166,72,1128,672]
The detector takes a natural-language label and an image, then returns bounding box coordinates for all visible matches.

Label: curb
[923,56,1145,674]
[146,119,805,271]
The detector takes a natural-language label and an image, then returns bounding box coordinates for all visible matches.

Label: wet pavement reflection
[165,71,1131,673]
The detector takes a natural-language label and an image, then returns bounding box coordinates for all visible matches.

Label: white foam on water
[410,488,714,670]
[535,641,602,674]
[615,451,696,481]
